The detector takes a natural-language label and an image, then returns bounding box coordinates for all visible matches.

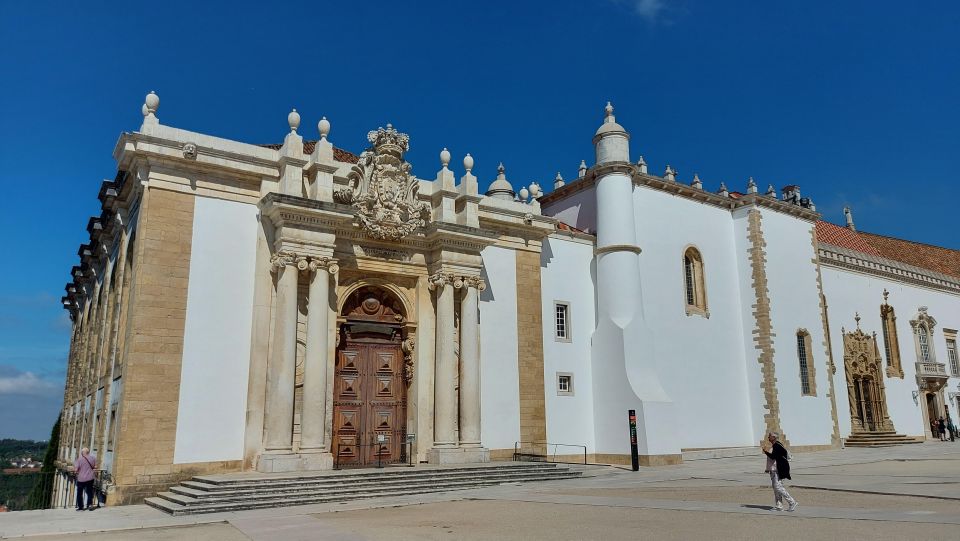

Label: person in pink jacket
[73,447,97,511]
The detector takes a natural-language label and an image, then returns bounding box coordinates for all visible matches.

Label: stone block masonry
[515,250,547,456]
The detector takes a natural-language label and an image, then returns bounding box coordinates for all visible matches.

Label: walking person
[938,417,948,442]
[946,413,957,442]
[763,431,797,512]
[73,447,98,511]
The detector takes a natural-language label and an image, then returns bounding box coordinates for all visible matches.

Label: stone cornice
[114,132,279,179]
[818,242,960,295]
[539,165,820,222]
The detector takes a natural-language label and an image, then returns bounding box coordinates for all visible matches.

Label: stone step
[190,462,562,487]
[147,471,581,516]
[160,472,580,506]
[171,469,577,499]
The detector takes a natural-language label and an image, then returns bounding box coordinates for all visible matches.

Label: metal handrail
[334,441,414,470]
[514,441,587,465]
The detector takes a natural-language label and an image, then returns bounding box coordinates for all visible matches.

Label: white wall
[540,235,596,453]
[174,196,258,464]
[479,246,521,451]
[820,265,960,437]
[759,209,834,446]
[542,186,597,234]
[632,187,755,449]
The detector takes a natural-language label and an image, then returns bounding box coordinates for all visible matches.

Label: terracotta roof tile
[816,220,960,278]
[815,221,880,256]
[259,141,359,163]
[858,231,960,279]
[556,221,588,234]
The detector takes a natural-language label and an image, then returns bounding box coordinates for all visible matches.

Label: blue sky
[1,1,958,439]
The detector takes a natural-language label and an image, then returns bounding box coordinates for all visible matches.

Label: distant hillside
[0,439,48,467]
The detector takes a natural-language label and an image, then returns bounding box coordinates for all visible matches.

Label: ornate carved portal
[842,318,895,434]
[332,286,411,467]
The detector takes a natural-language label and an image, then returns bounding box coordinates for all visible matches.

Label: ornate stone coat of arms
[334,124,430,240]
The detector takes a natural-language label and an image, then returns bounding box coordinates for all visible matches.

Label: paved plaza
[2,442,958,540]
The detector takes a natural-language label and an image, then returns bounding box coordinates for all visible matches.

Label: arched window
[682,247,708,316]
[796,329,817,396]
[910,307,938,365]
[879,292,903,378]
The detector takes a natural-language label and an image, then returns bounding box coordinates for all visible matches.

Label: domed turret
[485,163,516,201]
[592,102,630,164]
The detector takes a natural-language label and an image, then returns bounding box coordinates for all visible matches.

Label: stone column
[430,273,457,448]
[300,257,338,453]
[459,277,484,446]
[263,251,300,452]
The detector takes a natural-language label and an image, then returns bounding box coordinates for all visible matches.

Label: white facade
[57,94,960,505]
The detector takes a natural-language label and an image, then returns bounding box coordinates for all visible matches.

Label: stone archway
[842,318,895,434]
[332,286,412,467]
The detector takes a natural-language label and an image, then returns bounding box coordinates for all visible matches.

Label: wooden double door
[332,332,407,467]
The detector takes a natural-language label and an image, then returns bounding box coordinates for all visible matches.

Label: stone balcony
[915,361,949,391]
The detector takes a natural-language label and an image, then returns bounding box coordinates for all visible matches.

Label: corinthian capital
[464,276,487,291]
[270,250,299,271]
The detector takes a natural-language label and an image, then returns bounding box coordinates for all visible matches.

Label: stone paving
[2,442,958,540]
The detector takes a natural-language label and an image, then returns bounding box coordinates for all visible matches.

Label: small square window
[555,302,571,342]
[557,372,574,396]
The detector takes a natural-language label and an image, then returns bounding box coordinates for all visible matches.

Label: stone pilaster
[429,272,457,450]
[263,251,301,453]
[459,277,485,447]
[300,257,338,456]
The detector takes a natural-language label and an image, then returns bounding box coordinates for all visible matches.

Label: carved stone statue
[334,124,430,240]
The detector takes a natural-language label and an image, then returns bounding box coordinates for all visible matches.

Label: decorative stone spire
[855,312,861,329]
[485,162,516,201]
[554,172,565,189]
[593,101,630,163]
[765,184,777,197]
[747,176,757,194]
[843,206,856,231]
[637,156,648,174]
[717,182,729,197]
[691,173,702,190]
[288,108,301,133]
[578,160,588,178]
[882,288,889,305]
[318,116,331,141]
[664,165,676,182]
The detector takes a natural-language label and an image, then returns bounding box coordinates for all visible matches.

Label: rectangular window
[797,333,812,395]
[557,373,574,396]
[554,302,570,341]
[918,329,931,361]
[947,338,959,377]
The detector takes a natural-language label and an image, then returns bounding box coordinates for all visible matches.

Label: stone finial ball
[318,116,331,138]
[463,153,474,172]
[519,187,529,200]
[145,91,159,113]
[141,104,149,117]
[288,109,301,131]
[440,147,451,167]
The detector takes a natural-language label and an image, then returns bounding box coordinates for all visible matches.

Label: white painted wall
[632,187,755,449]
[479,246,521,451]
[757,209,834,446]
[174,196,258,464]
[542,186,597,234]
[820,265,960,437]
[541,235,597,453]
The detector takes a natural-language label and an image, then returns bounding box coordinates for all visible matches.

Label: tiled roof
[259,141,359,163]
[815,221,880,256]
[556,221,589,234]
[858,231,960,279]
[815,220,960,278]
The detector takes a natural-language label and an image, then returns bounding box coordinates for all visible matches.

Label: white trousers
[769,470,796,506]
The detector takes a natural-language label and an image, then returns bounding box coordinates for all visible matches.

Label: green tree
[25,414,61,509]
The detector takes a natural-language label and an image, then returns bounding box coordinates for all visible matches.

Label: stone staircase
[145,462,582,515]
[844,431,922,447]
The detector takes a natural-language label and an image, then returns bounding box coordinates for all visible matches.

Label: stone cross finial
[747,176,757,194]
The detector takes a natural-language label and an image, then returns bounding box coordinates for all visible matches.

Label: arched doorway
[842,321,895,434]
[332,286,410,467]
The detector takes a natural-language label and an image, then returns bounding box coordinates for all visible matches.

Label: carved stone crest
[334,124,430,240]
